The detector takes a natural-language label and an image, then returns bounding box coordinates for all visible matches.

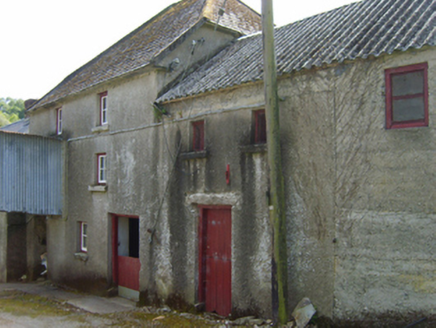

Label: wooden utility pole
[261,0,289,325]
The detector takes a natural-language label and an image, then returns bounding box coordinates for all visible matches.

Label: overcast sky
[0,0,358,100]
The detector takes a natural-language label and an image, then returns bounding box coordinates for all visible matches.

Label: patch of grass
[0,291,79,318]
[100,311,220,327]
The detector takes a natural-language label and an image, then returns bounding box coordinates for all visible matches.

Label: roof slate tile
[30,0,261,111]
[158,0,436,103]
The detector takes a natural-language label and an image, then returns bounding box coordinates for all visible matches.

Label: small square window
[100,92,108,125]
[56,108,62,135]
[80,222,88,252]
[97,153,107,184]
[385,63,428,129]
[192,120,204,151]
[254,109,267,144]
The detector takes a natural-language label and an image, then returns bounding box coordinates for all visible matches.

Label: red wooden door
[200,207,232,316]
[112,216,140,291]
[118,255,140,291]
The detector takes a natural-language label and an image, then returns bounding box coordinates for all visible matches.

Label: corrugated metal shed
[157,0,436,102]
[0,132,64,215]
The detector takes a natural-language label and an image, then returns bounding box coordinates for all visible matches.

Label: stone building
[2,0,435,325]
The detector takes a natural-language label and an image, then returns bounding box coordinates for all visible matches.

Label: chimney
[24,99,38,110]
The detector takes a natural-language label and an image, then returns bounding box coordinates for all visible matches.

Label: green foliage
[0,112,10,127]
[0,97,26,127]
[153,103,168,122]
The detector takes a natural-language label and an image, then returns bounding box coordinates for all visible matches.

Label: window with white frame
[100,92,108,125]
[97,153,107,184]
[80,222,88,252]
[56,107,62,135]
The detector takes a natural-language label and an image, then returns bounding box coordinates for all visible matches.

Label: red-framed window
[56,107,62,135]
[100,91,108,125]
[97,153,107,184]
[192,120,205,151]
[80,221,88,252]
[385,63,428,129]
[254,109,266,144]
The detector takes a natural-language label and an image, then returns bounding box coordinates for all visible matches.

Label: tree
[0,112,10,127]
[0,97,26,126]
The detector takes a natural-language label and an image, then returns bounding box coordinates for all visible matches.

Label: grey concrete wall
[27,23,249,301]
[0,212,7,282]
[160,47,436,322]
[332,49,436,323]
[25,19,436,324]
[28,24,236,140]
[28,106,57,137]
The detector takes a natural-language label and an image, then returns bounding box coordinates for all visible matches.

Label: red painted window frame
[254,109,267,144]
[97,153,107,184]
[80,221,88,253]
[385,63,428,129]
[192,120,205,151]
[56,107,62,135]
[100,91,108,125]
[197,205,232,306]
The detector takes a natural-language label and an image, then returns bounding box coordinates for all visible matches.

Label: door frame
[111,213,139,285]
[197,205,232,310]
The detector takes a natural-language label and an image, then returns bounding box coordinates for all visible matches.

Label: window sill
[92,125,109,133]
[88,184,107,192]
[387,121,428,129]
[179,150,208,160]
[240,144,267,153]
[74,252,89,262]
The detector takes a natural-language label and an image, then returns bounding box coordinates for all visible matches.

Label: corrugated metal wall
[0,132,63,215]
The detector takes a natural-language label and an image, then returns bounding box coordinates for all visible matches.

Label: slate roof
[0,118,30,134]
[29,0,261,111]
[158,0,436,103]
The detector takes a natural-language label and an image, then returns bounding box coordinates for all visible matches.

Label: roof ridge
[29,0,262,111]
[28,1,184,111]
[202,0,217,20]
[158,0,436,103]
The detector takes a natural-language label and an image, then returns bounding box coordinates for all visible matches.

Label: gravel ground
[0,289,271,327]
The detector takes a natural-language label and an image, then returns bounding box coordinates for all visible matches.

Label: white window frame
[100,92,108,125]
[97,153,107,184]
[56,107,62,135]
[80,222,88,252]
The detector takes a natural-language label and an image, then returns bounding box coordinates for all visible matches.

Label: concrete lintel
[186,192,240,206]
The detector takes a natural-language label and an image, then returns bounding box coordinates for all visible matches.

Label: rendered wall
[27,24,246,299]
[162,47,436,323]
[332,49,436,324]
[25,24,436,324]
